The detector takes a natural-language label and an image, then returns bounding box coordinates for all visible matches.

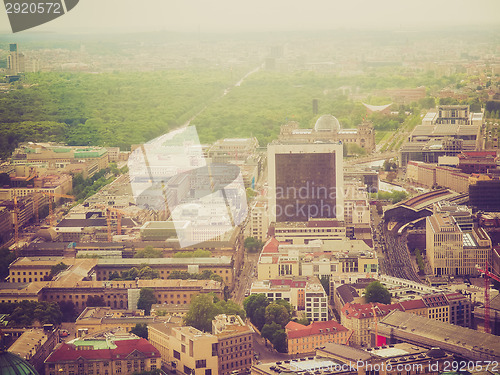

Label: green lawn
[375,130,392,144]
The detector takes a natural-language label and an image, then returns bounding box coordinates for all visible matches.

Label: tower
[7,43,25,75]
[267,142,344,223]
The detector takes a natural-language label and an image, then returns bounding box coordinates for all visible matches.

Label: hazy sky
[1,0,500,34]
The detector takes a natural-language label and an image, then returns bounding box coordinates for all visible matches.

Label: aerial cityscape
[0,1,500,375]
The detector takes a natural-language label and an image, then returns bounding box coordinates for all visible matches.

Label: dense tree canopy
[264,303,290,327]
[183,293,245,332]
[364,281,392,305]
[130,323,148,339]
[134,246,163,259]
[244,237,264,253]
[1,301,62,326]
[243,294,270,331]
[137,288,157,315]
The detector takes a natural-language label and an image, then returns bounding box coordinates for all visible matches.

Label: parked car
[59,329,69,337]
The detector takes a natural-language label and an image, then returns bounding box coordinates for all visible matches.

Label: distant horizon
[1,0,500,36]
[0,23,499,41]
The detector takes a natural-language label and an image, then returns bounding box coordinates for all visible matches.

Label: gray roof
[318,342,372,362]
[336,284,358,304]
[57,218,135,227]
[377,310,500,361]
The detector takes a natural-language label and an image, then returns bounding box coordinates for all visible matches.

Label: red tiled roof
[45,339,160,363]
[399,299,426,310]
[285,320,348,339]
[341,302,404,319]
[262,237,290,254]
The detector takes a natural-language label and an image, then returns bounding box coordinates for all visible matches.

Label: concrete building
[270,219,347,245]
[426,207,491,276]
[253,342,454,375]
[469,176,500,212]
[457,151,498,174]
[340,291,471,347]
[11,143,109,177]
[423,105,483,126]
[8,327,59,375]
[149,315,253,375]
[278,116,376,153]
[247,199,269,242]
[257,237,378,282]
[207,138,259,164]
[74,307,178,335]
[0,206,12,245]
[344,180,370,226]
[212,314,254,375]
[7,43,25,75]
[376,310,500,361]
[170,326,219,375]
[285,320,351,355]
[44,337,160,375]
[400,107,482,167]
[268,141,344,223]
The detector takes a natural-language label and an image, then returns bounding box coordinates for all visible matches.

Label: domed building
[0,350,39,375]
[279,115,376,153]
[314,114,341,133]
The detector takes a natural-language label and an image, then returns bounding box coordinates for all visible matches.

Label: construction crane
[13,194,19,248]
[93,204,128,241]
[33,191,75,227]
[371,303,380,346]
[476,261,500,334]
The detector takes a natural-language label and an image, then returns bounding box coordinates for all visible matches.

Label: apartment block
[212,314,254,375]
[285,320,351,355]
[426,208,491,276]
[170,326,219,375]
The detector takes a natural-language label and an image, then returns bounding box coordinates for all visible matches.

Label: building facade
[268,141,344,223]
[44,338,160,375]
[285,320,351,355]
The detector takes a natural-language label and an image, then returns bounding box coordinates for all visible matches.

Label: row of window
[221,350,252,361]
[221,358,250,370]
[12,271,49,276]
[220,335,251,346]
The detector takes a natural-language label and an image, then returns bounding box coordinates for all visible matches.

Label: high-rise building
[7,43,25,75]
[268,142,344,223]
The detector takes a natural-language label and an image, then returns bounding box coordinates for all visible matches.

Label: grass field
[375,130,392,144]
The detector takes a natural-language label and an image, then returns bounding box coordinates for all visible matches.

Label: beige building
[426,209,491,276]
[74,307,180,335]
[344,181,370,226]
[207,138,259,164]
[247,199,269,242]
[271,219,347,245]
[285,320,351,355]
[12,143,109,177]
[212,314,254,375]
[257,237,378,282]
[149,315,253,375]
[170,326,219,375]
[8,257,97,284]
[95,257,235,287]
